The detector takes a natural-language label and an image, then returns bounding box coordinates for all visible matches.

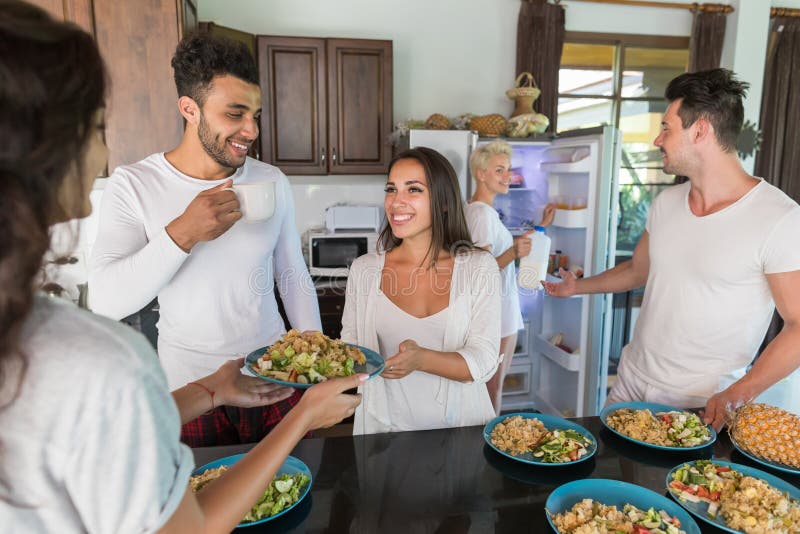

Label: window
[557,33,689,253]
[557,34,689,378]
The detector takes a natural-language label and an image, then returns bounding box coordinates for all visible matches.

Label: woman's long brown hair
[379,147,477,267]
[0,0,106,499]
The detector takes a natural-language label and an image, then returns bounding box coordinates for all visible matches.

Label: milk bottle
[518,226,551,290]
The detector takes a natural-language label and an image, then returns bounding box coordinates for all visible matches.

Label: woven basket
[506,72,542,118]
[505,72,541,100]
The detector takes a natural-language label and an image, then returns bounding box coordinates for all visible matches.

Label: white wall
[198,0,785,230]
[199,0,698,122]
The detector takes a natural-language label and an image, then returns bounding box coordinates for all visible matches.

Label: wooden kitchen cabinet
[258,36,328,174]
[257,36,393,175]
[317,287,346,340]
[27,0,196,172]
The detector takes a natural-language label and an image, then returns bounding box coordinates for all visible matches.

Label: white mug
[231,182,275,222]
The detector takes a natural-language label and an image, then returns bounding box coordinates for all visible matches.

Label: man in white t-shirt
[543,69,800,429]
[89,34,321,446]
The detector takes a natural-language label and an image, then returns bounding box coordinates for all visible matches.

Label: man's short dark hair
[171,33,258,107]
[665,68,749,152]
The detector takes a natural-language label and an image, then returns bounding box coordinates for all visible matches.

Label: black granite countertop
[192,415,800,533]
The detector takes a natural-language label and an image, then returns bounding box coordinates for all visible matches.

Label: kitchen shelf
[552,208,588,228]
[540,158,591,174]
[535,334,581,372]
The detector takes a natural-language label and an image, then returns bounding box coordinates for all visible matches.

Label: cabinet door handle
[332,147,337,163]
[321,147,326,164]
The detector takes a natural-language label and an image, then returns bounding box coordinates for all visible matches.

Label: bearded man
[90,33,320,446]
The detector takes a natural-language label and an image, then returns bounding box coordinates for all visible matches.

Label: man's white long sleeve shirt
[89,153,320,388]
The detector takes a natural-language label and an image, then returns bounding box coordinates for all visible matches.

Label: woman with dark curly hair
[0,2,362,531]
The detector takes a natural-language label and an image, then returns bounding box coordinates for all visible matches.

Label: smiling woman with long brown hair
[342,147,502,434]
[0,2,362,532]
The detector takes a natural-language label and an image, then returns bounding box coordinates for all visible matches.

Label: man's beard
[198,112,245,169]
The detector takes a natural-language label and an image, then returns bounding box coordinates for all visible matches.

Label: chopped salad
[250,329,366,384]
[490,415,593,463]
[606,408,711,447]
[551,498,686,534]
[669,460,800,533]
[190,466,310,523]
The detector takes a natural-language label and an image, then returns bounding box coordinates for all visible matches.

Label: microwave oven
[308,231,379,277]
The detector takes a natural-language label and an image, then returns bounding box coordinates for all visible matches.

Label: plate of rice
[600,401,716,451]
[483,412,596,466]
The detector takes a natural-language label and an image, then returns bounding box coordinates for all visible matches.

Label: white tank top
[375,292,450,431]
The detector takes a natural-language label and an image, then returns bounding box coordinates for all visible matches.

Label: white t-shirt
[463,201,524,337]
[0,296,194,533]
[374,293,449,431]
[89,153,320,389]
[622,180,800,398]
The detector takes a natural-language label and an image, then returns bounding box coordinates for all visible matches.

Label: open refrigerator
[410,126,621,417]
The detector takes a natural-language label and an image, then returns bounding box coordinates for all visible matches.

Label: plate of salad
[546,478,700,534]
[246,329,385,388]
[483,412,596,466]
[190,454,312,527]
[666,459,800,534]
[600,402,716,451]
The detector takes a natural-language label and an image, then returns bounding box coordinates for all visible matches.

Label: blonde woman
[464,141,554,414]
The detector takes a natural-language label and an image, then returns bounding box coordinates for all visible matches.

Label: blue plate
[245,343,385,389]
[730,438,800,476]
[546,479,701,534]
[665,459,800,534]
[600,401,717,451]
[192,453,312,527]
[483,412,597,466]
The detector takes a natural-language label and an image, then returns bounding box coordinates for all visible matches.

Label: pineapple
[468,114,507,137]
[424,113,451,130]
[728,403,800,468]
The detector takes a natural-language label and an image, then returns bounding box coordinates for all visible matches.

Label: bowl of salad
[600,402,716,451]
[547,479,700,533]
[246,329,385,388]
[483,412,597,466]
[666,459,800,534]
[190,454,311,526]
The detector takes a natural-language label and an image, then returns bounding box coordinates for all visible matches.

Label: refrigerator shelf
[540,158,591,174]
[535,334,582,372]
[552,208,588,228]
[532,392,569,417]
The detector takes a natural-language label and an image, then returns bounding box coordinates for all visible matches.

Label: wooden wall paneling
[327,39,393,174]
[25,0,67,20]
[257,36,327,174]
[179,0,198,35]
[92,0,184,171]
[25,0,94,33]
[64,0,95,34]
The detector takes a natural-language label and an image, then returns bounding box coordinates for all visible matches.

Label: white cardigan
[341,250,501,434]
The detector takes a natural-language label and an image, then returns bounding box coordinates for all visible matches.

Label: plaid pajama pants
[180,388,303,447]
